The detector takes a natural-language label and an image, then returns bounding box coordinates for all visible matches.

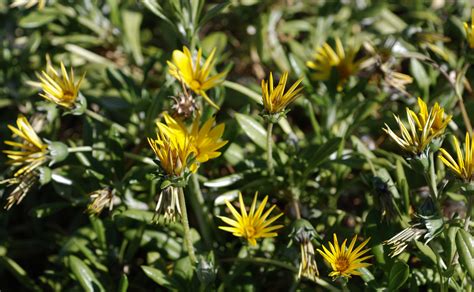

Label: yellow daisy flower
[190,114,228,163]
[384,99,451,155]
[167,46,227,110]
[10,0,45,9]
[37,61,85,108]
[261,72,304,114]
[218,192,284,246]
[439,132,474,182]
[464,8,474,48]
[2,115,48,209]
[306,38,366,91]
[317,234,372,279]
[3,115,48,177]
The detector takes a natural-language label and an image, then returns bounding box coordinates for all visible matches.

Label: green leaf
[0,256,41,291]
[409,58,429,92]
[118,274,129,292]
[141,265,174,289]
[223,80,261,103]
[305,138,342,172]
[388,261,409,291]
[456,229,474,279]
[19,12,57,28]
[69,255,105,292]
[235,113,267,149]
[122,10,144,65]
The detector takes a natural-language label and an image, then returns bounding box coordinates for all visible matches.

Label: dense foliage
[1,0,474,291]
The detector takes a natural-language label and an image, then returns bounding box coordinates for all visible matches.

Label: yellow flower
[147,116,195,177]
[37,61,85,108]
[168,47,226,110]
[439,133,474,182]
[147,112,227,176]
[306,38,366,91]
[261,72,304,114]
[317,234,372,279]
[10,0,45,9]
[3,115,48,177]
[384,99,451,155]
[190,114,228,163]
[2,115,48,209]
[218,192,284,246]
[464,9,474,48]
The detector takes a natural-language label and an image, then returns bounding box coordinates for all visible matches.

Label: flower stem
[68,146,94,153]
[178,187,197,264]
[85,109,129,136]
[187,174,214,249]
[267,122,274,176]
[464,195,473,231]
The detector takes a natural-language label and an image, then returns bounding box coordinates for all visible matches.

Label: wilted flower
[464,9,474,48]
[439,132,474,182]
[154,186,181,222]
[218,192,284,246]
[36,61,85,108]
[168,46,226,110]
[306,38,367,91]
[261,72,303,114]
[384,98,451,155]
[317,234,372,279]
[290,219,319,282]
[2,115,48,209]
[10,0,45,9]
[171,82,198,119]
[384,223,428,257]
[87,187,115,215]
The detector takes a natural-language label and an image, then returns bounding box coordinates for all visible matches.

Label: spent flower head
[306,38,367,91]
[261,72,303,115]
[36,61,85,109]
[439,132,474,182]
[218,192,284,246]
[10,0,45,9]
[384,98,451,155]
[317,234,372,280]
[168,46,226,110]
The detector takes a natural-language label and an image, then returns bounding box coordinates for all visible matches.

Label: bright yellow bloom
[190,114,228,163]
[384,98,451,155]
[261,72,303,114]
[147,113,227,176]
[218,192,284,246]
[306,38,366,91]
[10,0,45,9]
[147,116,195,177]
[37,61,85,108]
[317,234,372,279]
[439,133,474,182]
[3,115,48,177]
[464,9,474,48]
[168,47,226,110]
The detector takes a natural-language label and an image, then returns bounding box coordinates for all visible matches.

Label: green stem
[85,109,129,135]
[305,99,321,140]
[187,174,214,249]
[178,187,197,264]
[465,195,473,231]
[267,122,274,176]
[68,146,94,153]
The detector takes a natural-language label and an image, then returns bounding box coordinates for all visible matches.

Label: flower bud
[48,141,69,165]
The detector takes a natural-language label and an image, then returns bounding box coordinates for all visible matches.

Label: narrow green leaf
[118,274,129,292]
[69,255,105,292]
[305,138,342,172]
[456,229,474,279]
[0,256,41,291]
[122,10,144,65]
[223,81,261,103]
[388,261,409,291]
[235,113,267,149]
[141,265,174,289]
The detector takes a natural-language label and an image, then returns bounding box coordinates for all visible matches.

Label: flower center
[190,80,201,91]
[334,257,350,272]
[63,90,75,101]
[244,225,256,239]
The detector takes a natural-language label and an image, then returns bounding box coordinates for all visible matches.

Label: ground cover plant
[1,0,474,291]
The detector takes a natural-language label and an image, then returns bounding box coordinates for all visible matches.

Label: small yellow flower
[37,61,85,108]
[10,0,45,9]
[464,9,474,48]
[261,72,304,114]
[218,192,284,246]
[439,132,474,182]
[147,112,227,176]
[147,116,195,177]
[306,38,366,91]
[190,114,228,163]
[384,98,451,155]
[317,234,372,279]
[3,115,48,177]
[168,47,226,110]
